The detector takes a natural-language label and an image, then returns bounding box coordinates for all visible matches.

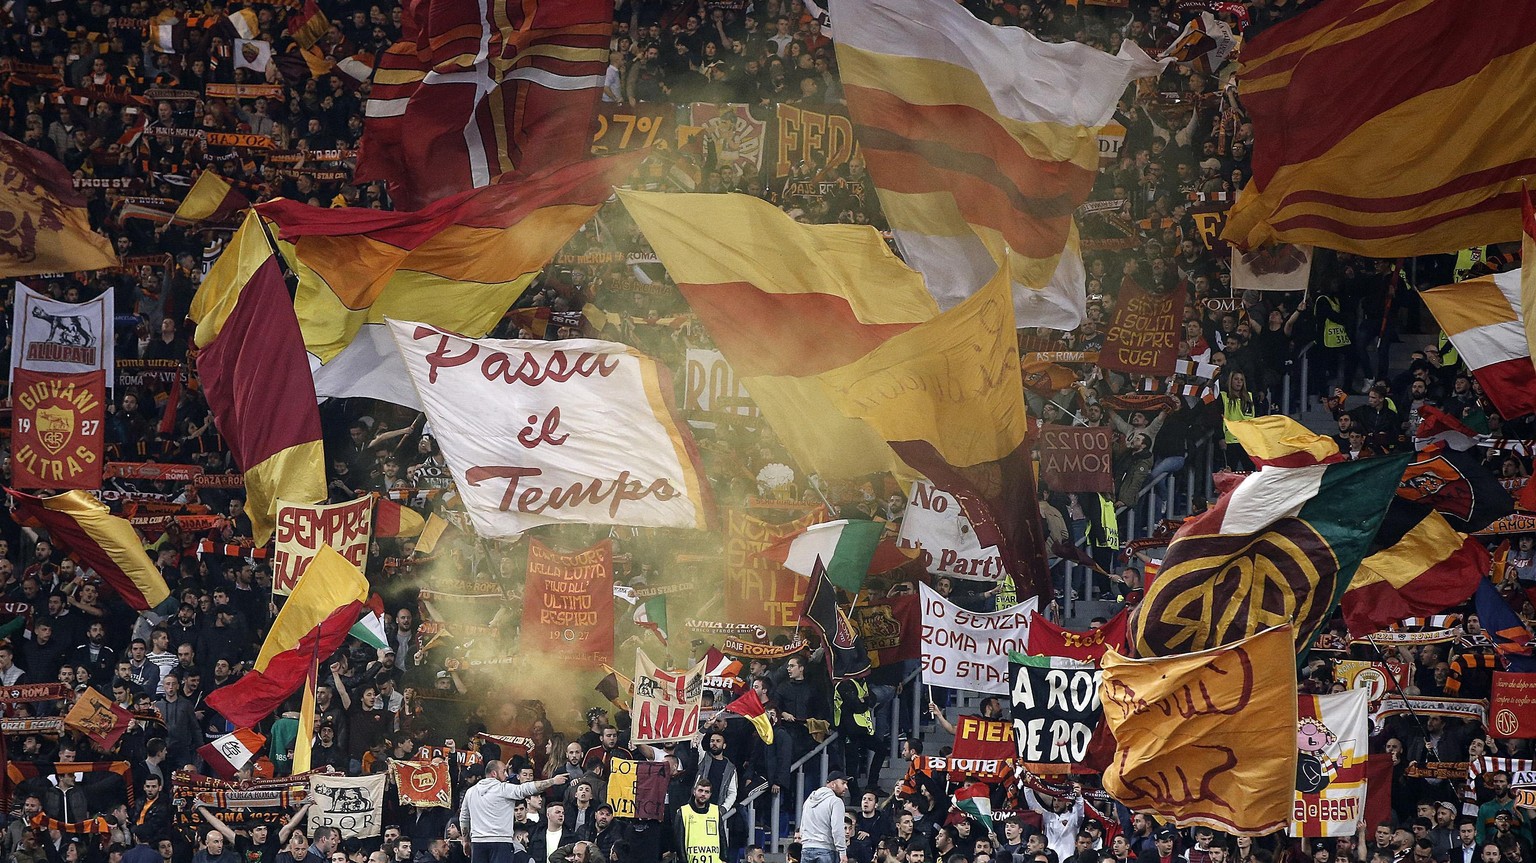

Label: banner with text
[1037,425,1114,494]
[1491,672,1536,738]
[951,716,1017,762]
[1293,689,1368,837]
[11,283,115,386]
[522,539,615,668]
[271,496,372,596]
[683,348,756,416]
[1008,656,1103,764]
[1098,280,1186,376]
[10,369,105,490]
[308,774,385,838]
[725,508,825,628]
[897,480,1006,581]
[919,583,1036,694]
[631,650,705,744]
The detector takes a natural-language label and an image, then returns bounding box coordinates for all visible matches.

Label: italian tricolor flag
[953,783,993,831]
[350,594,389,651]
[198,728,265,779]
[634,596,668,645]
[759,519,908,592]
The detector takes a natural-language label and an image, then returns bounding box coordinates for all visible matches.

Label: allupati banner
[1098,280,1187,376]
[389,321,715,537]
[1036,426,1114,494]
[919,583,1036,694]
[11,283,115,386]
[308,774,386,838]
[271,496,372,596]
[1293,689,1369,837]
[521,539,615,668]
[10,369,105,489]
[1008,655,1103,764]
[631,650,705,744]
[897,480,1006,581]
[725,508,824,628]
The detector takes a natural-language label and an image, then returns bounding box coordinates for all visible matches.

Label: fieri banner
[10,369,105,489]
[897,480,1005,581]
[1293,689,1369,837]
[271,496,371,595]
[631,650,705,744]
[522,539,615,668]
[1036,426,1113,494]
[390,322,715,538]
[10,283,115,386]
[1008,656,1104,764]
[724,508,824,628]
[919,583,1036,694]
[1098,280,1187,376]
[950,716,1016,762]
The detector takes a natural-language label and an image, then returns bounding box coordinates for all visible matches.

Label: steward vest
[680,804,723,863]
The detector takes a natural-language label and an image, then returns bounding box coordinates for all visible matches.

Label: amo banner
[631,650,705,744]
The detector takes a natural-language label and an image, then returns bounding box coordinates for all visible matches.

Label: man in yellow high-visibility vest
[671,778,725,863]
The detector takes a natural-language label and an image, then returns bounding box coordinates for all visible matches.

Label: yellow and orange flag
[0,133,118,276]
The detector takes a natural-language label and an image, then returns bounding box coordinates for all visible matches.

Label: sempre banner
[11,283,115,387]
[631,650,705,744]
[897,480,1006,581]
[1098,279,1186,377]
[919,583,1036,694]
[390,322,715,538]
[1037,425,1113,494]
[1008,656,1103,764]
[10,369,105,490]
[271,496,371,596]
[522,539,615,668]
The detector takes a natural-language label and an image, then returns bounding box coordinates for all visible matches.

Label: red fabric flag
[1025,610,1129,663]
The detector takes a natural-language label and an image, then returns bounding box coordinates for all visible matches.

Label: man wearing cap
[799,772,849,863]
[459,759,567,863]
[1137,827,1179,863]
[1430,801,1458,858]
[577,709,606,754]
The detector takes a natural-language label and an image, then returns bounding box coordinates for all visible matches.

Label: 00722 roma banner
[1037,426,1113,494]
[521,539,614,668]
[9,369,105,489]
[271,496,371,596]
[389,321,714,538]
[919,582,1036,694]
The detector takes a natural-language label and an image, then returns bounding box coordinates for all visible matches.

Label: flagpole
[1363,634,1429,740]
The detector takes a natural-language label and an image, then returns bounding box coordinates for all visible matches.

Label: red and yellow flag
[173,170,249,226]
[9,489,171,611]
[205,545,368,729]
[190,211,326,545]
[0,132,118,276]
[1223,0,1536,255]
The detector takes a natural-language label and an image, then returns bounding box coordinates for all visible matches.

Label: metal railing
[738,731,841,855]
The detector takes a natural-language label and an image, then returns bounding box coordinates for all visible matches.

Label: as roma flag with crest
[801,559,871,680]
[10,369,105,489]
[388,760,450,808]
[1397,445,1512,533]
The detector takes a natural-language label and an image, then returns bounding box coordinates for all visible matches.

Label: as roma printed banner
[897,480,1006,581]
[1008,657,1103,764]
[1037,426,1113,494]
[390,322,714,538]
[387,760,450,808]
[1098,280,1186,376]
[950,716,1016,762]
[522,540,615,668]
[725,508,824,628]
[11,283,115,384]
[271,496,372,596]
[1490,672,1536,738]
[1293,689,1369,837]
[851,593,921,666]
[10,369,105,489]
[631,650,705,744]
[919,583,1036,694]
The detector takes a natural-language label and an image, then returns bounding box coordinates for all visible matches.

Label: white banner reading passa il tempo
[919,583,1036,694]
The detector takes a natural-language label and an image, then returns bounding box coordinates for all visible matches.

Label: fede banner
[724,508,824,628]
[1008,656,1103,764]
[919,582,1036,694]
[1490,672,1536,738]
[631,650,705,744]
[1098,279,1186,376]
[897,480,1006,581]
[389,321,714,538]
[1037,425,1113,494]
[522,539,615,668]
[10,368,105,489]
[271,496,372,595]
[1293,689,1369,837]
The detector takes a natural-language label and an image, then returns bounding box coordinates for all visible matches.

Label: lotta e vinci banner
[631,650,706,744]
[1293,689,1369,837]
[10,369,105,489]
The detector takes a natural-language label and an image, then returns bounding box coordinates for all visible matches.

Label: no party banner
[631,649,705,744]
[1099,279,1186,377]
[11,283,115,387]
[10,369,105,490]
[1293,689,1369,837]
[725,508,824,628]
[1008,655,1103,765]
[308,774,386,838]
[897,480,1006,582]
[522,539,615,668]
[851,593,921,666]
[919,582,1036,694]
[271,496,371,596]
[389,321,714,538]
[1490,672,1536,738]
[1036,425,1113,494]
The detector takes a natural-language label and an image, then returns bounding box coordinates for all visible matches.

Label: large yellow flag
[0,133,117,276]
[1100,625,1299,835]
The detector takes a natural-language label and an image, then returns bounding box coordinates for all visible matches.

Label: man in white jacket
[459,761,568,863]
[798,772,849,863]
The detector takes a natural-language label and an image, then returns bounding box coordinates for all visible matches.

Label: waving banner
[389,321,714,537]
[10,369,105,489]
[897,480,1006,581]
[631,650,705,744]
[1293,689,1369,837]
[11,283,115,384]
[919,583,1036,694]
[388,760,450,808]
[1009,655,1104,764]
[725,508,824,628]
[271,496,372,595]
[522,539,615,668]
[308,774,385,838]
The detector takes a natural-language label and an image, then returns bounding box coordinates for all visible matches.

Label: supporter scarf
[30,813,111,835]
[3,762,133,810]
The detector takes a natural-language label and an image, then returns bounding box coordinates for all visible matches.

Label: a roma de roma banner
[1037,425,1113,494]
[271,496,372,596]
[1026,610,1128,664]
[1098,280,1186,376]
[1009,654,1103,765]
[387,760,450,808]
[0,133,119,277]
[631,650,705,744]
[725,507,824,628]
[389,320,714,538]
[898,480,1007,582]
[11,283,115,384]
[308,773,386,838]
[521,539,614,668]
[919,582,1036,694]
[1101,625,1299,835]
[1293,688,1369,837]
[10,369,105,489]
[1490,672,1536,739]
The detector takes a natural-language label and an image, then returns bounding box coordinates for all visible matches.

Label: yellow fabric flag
[292,659,318,774]
[817,265,1026,469]
[0,134,118,276]
[1224,416,1340,467]
[1100,625,1299,835]
[174,171,247,225]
